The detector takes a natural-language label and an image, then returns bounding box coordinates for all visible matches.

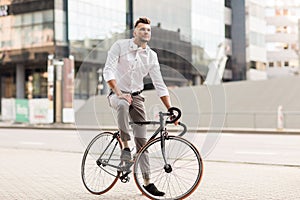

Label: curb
[0,122,299,135]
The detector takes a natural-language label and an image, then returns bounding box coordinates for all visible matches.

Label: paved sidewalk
[0,147,299,199]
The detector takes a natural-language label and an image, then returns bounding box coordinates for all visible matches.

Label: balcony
[266,33,297,43]
[267,50,298,60]
[266,16,297,26]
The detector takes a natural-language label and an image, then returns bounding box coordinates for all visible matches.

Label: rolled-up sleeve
[103,42,120,82]
[149,54,169,97]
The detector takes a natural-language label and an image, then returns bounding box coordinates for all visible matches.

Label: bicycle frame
[95,132,127,174]
[96,111,187,175]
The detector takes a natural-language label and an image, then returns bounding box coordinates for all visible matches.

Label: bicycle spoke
[81,132,122,195]
[134,136,203,199]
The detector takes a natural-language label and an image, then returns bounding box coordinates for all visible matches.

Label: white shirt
[103,38,169,97]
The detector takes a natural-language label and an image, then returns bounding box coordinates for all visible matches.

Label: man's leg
[129,95,150,184]
[109,94,132,161]
[130,95,164,196]
[134,137,150,185]
[117,99,133,162]
[108,94,131,142]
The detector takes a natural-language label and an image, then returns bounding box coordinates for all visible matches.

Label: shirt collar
[129,38,150,53]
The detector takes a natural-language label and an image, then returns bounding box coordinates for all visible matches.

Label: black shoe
[143,183,165,196]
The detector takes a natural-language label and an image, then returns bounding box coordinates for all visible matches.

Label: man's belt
[109,90,143,96]
[130,90,143,96]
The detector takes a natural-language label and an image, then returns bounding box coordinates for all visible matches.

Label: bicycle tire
[133,136,203,200]
[81,132,123,195]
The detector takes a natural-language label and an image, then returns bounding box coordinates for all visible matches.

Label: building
[1,0,236,120]
[245,0,268,80]
[265,0,300,78]
[224,0,268,81]
[134,0,225,80]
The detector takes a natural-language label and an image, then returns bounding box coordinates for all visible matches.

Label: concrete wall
[75,77,300,129]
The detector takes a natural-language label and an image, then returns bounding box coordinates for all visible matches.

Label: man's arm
[103,41,132,104]
[160,95,171,109]
[160,95,179,125]
[107,80,122,96]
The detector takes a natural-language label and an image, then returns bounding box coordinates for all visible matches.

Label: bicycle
[81,107,203,200]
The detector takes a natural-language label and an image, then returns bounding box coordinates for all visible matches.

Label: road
[0,128,299,199]
[1,128,299,166]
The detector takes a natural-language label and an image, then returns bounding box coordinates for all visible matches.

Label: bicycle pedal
[120,172,131,183]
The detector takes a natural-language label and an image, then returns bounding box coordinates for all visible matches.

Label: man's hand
[118,93,133,104]
[170,115,179,126]
[106,80,133,104]
[174,119,179,126]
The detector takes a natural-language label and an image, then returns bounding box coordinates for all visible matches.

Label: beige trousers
[108,93,150,179]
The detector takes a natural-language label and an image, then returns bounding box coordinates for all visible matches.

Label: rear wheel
[81,132,123,195]
[133,136,203,199]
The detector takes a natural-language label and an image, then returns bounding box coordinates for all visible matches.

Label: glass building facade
[192,0,225,57]
[68,0,126,41]
[0,0,227,105]
[0,0,56,100]
[72,0,226,98]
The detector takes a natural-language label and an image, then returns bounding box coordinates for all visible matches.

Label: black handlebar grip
[166,107,181,123]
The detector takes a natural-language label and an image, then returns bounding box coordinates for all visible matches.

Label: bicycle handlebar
[178,122,187,136]
[129,107,187,137]
[166,107,181,124]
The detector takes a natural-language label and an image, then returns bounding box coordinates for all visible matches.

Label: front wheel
[81,132,123,195]
[133,136,203,200]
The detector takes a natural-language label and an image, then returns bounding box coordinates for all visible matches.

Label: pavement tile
[0,148,300,199]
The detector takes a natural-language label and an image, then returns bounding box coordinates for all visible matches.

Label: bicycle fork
[161,131,173,173]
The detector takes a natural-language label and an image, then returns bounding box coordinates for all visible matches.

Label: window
[276,61,282,67]
[291,43,297,50]
[249,31,265,47]
[22,13,33,26]
[225,0,231,8]
[225,56,232,69]
[33,12,43,24]
[275,9,281,16]
[284,61,289,67]
[265,8,275,16]
[225,24,231,39]
[250,61,256,69]
[43,10,53,22]
[269,62,274,67]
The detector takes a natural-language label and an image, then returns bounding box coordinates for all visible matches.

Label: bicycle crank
[120,172,131,183]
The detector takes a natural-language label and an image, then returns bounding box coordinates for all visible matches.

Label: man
[103,17,177,196]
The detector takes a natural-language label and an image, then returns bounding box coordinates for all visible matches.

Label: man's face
[134,23,151,43]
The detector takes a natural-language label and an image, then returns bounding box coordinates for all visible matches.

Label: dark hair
[134,17,151,28]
